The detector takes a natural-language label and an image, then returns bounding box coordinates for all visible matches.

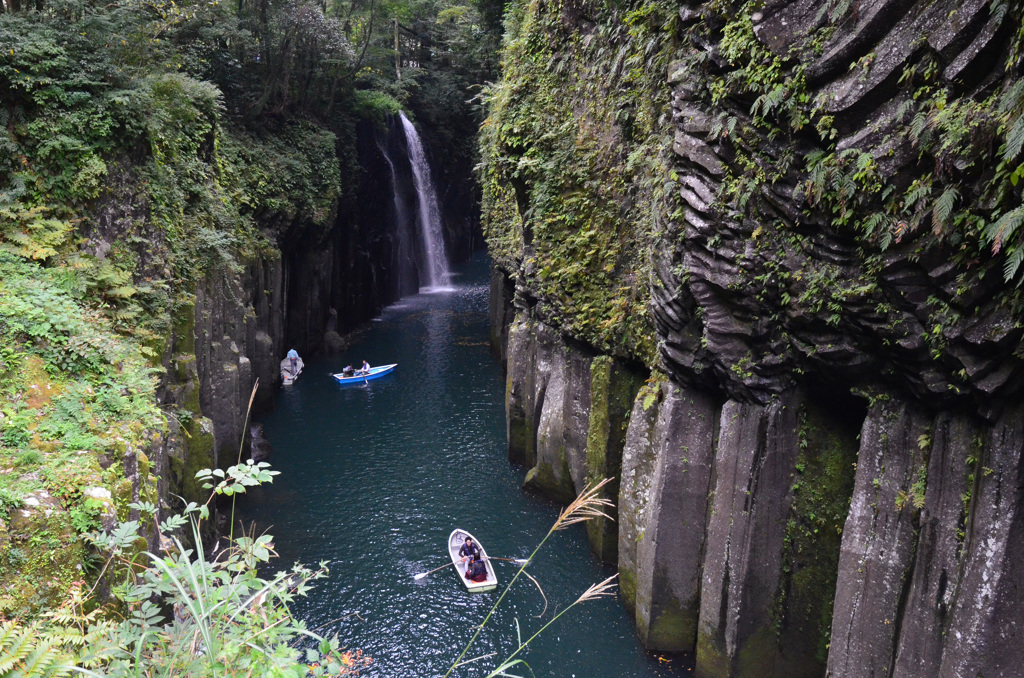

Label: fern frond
[984,206,1024,253]
[1003,246,1024,283]
[0,624,34,673]
[1005,115,1024,161]
[932,186,959,234]
[16,639,74,678]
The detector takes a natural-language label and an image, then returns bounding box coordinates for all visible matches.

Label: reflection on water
[238,252,686,677]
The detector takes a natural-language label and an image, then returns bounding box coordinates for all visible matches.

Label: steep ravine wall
[484,0,1024,676]
[143,119,476,526]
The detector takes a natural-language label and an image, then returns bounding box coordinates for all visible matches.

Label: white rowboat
[448,529,498,593]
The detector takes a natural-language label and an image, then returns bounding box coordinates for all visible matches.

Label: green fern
[985,205,1024,254]
[932,186,959,234]
[0,622,74,678]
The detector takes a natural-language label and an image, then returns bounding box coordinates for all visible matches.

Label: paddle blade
[414,572,429,580]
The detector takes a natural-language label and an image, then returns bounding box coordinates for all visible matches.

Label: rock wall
[497,288,1024,677]
[484,0,1024,674]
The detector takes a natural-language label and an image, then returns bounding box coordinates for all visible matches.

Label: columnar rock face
[484,0,1024,673]
[696,397,802,677]
[506,313,644,504]
[631,382,717,653]
[827,401,931,677]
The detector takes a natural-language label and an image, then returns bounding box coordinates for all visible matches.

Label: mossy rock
[619,565,638,617]
[523,457,577,505]
[0,500,84,617]
[646,596,695,652]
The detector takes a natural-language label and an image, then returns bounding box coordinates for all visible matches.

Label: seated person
[341,365,354,377]
[458,537,481,562]
[358,359,371,375]
[464,556,488,582]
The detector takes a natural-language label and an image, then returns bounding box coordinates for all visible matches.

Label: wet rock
[585,356,645,563]
[323,330,346,354]
[696,394,801,675]
[505,316,549,468]
[618,380,664,618]
[827,400,931,677]
[932,405,1024,678]
[250,423,273,463]
[524,337,592,503]
[892,412,978,677]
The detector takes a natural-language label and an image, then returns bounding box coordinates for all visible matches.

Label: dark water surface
[239,253,686,678]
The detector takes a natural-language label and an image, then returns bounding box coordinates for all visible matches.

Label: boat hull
[331,364,397,384]
[448,529,498,593]
[281,357,304,385]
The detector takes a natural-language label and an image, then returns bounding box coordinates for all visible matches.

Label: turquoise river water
[239,253,688,677]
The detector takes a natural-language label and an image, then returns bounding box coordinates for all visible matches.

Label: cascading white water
[399,111,450,290]
[376,136,415,296]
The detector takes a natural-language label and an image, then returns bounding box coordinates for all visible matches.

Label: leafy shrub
[67,498,102,534]
[0,486,23,514]
[350,89,403,121]
[15,449,43,468]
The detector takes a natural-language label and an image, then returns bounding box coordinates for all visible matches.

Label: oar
[413,556,530,581]
[414,562,456,580]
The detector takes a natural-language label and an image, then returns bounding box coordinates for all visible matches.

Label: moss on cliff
[0,254,163,614]
[586,356,644,562]
[777,401,859,669]
[479,0,680,362]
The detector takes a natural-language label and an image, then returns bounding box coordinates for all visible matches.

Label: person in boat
[458,536,481,562]
[358,359,371,375]
[464,556,488,583]
[341,365,354,377]
[286,349,300,376]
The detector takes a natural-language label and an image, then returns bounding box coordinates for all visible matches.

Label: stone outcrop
[484,0,1024,674]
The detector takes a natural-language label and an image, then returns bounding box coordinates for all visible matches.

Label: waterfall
[376,136,416,297]
[399,111,451,290]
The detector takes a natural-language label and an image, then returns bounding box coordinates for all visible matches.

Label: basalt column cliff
[483,1,1024,676]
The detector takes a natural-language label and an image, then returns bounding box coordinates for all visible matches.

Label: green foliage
[479,0,674,360]
[0,487,24,516]
[0,463,370,677]
[0,253,164,614]
[0,621,75,678]
[350,89,404,121]
[0,204,74,262]
[15,449,43,468]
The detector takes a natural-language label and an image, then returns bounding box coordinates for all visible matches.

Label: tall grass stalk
[443,478,615,678]
[229,379,259,545]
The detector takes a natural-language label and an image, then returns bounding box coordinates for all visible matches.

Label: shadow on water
[238,252,691,677]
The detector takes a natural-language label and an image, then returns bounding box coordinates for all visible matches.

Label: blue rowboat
[331,363,397,384]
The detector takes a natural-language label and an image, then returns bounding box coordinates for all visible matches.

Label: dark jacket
[459,542,481,560]
[467,559,487,581]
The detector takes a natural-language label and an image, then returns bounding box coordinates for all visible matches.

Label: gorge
[2,0,1024,676]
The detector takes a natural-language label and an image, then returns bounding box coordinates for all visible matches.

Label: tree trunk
[394,19,401,80]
